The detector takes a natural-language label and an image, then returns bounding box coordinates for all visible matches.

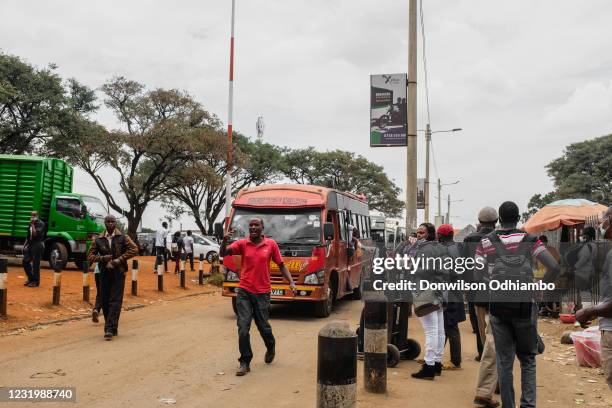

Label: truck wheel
[314,287,333,318]
[206,251,216,264]
[49,242,68,271]
[400,338,421,360]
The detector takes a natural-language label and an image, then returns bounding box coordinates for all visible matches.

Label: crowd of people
[395,202,612,408]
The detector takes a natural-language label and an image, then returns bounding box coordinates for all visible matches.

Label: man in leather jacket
[23,211,46,287]
[87,215,138,340]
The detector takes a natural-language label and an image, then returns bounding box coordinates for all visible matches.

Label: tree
[283,148,403,216]
[546,134,612,203]
[49,76,221,238]
[523,134,612,222]
[0,52,96,154]
[160,133,285,234]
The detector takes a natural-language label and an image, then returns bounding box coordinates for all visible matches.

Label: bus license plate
[271,289,285,296]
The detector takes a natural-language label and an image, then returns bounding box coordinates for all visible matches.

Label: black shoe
[411,364,436,380]
[92,309,99,323]
[475,354,482,362]
[235,363,250,376]
[104,331,113,341]
[27,282,39,287]
[24,280,31,286]
[434,362,442,376]
[265,348,275,364]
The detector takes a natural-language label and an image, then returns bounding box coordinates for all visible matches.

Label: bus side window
[339,212,347,241]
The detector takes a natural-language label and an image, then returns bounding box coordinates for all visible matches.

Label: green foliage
[52,76,221,238]
[521,192,557,223]
[208,272,224,287]
[0,52,96,154]
[283,148,403,216]
[546,134,611,204]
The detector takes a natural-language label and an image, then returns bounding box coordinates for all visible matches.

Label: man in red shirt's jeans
[221,218,297,376]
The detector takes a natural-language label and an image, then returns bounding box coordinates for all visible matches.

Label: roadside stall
[523,199,609,317]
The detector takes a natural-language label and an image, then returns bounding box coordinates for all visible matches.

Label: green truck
[0,155,106,271]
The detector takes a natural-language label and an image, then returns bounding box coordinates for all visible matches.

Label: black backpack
[486,232,535,318]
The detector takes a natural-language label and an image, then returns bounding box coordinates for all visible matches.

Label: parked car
[136,232,156,256]
[166,232,220,263]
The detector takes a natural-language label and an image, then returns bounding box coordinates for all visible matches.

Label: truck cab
[45,193,106,270]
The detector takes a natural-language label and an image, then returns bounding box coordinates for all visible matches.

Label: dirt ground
[0,287,610,408]
[0,256,216,333]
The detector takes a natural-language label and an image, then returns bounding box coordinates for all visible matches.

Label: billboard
[370,74,407,147]
[417,178,425,209]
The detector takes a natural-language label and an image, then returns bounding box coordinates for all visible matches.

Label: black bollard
[364,301,387,393]
[156,255,164,292]
[0,259,7,317]
[52,263,62,306]
[82,261,90,302]
[131,259,138,296]
[317,321,357,408]
[198,253,204,285]
[180,253,186,288]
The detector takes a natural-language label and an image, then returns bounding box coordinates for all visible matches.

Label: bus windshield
[230,208,322,245]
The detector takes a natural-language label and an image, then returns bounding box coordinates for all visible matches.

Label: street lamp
[434,179,460,225]
[420,125,462,223]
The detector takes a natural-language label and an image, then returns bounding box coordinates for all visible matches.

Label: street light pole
[424,124,431,223]
[406,0,417,234]
[224,0,236,224]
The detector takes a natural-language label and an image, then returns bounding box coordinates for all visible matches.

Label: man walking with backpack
[475,201,560,408]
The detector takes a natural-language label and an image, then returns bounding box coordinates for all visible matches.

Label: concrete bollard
[198,253,204,285]
[180,254,186,288]
[156,255,164,292]
[317,321,357,408]
[82,261,90,302]
[131,259,138,296]
[52,266,61,306]
[0,259,7,317]
[364,301,387,393]
[210,254,220,276]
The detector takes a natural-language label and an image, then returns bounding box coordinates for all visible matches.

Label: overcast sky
[2,0,611,230]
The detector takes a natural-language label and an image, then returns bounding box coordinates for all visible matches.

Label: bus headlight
[304,270,325,285]
[225,270,239,282]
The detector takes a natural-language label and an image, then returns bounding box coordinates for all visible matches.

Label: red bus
[221,184,374,317]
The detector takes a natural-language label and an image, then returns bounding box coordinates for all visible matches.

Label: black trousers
[444,318,462,367]
[100,268,126,334]
[94,272,102,312]
[236,288,275,364]
[186,252,194,271]
[468,302,483,357]
[23,241,44,284]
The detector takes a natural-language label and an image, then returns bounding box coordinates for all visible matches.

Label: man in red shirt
[220,218,297,376]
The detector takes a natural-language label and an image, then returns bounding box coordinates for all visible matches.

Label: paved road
[1,292,606,407]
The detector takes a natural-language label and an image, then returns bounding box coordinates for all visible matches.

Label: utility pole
[424,123,431,223]
[447,194,451,225]
[224,0,236,224]
[406,0,417,234]
[437,178,442,220]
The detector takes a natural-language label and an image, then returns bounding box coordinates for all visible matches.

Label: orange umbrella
[523,199,608,234]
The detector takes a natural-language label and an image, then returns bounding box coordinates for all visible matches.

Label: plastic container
[559,313,576,324]
[570,331,601,368]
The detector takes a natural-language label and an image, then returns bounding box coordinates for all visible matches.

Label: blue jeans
[236,288,275,364]
[490,305,538,408]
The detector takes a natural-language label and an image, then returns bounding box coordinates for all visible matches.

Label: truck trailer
[0,155,106,271]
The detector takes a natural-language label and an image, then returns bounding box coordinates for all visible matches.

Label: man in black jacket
[87,215,139,340]
[23,211,46,287]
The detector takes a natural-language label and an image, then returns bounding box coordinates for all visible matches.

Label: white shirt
[184,236,194,253]
[155,228,168,247]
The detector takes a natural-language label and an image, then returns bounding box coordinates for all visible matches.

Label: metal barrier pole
[131,259,138,296]
[364,301,387,393]
[317,321,357,408]
[198,253,204,285]
[156,255,164,292]
[52,265,61,306]
[180,254,186,288]
[82,261,90,302]
[0,259,7,317]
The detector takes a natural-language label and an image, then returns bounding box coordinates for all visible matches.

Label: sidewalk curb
[1,289,218,337]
